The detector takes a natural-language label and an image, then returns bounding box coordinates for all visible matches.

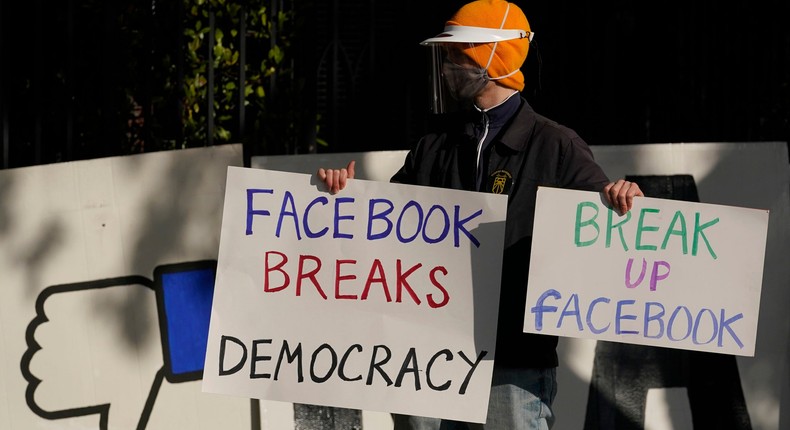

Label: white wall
[0,142,786,430]
[0,145,256,430]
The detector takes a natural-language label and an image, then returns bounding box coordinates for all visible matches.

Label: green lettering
[575,202,600,247]
[693,213,719,259]
[606,206,631,251]
[661,210,688,254]
[636,208,660,251]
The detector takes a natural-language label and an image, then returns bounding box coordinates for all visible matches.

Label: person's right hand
[317,160,355,194]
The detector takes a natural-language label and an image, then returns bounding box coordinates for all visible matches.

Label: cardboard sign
[203,167,508,423]
[524,187,768,356]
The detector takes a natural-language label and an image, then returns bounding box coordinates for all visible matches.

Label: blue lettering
[396,201,423,243]
[454,206,482,248]
[558,294,583,331]
[367,199,394,240]
[276,191,301,240]
[667,306,692,341]
[530,289,561,331]
[692,308,718,345]
[615,300,638,335]
[333,197,355,239]
[246,188,274,235]
[530,290,745,351]
[304,196,329,238]
[718,310,744,348]
[422,205,450,244]
[644,302,666,339]
[587,297,610,334]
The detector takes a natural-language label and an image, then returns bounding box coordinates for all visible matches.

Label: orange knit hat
[446,0,531,91]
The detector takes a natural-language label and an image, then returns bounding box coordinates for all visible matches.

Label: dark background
[1,0,788,169]
[320,0,789,153]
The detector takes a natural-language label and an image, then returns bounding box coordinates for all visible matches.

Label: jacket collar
[497,97,537,151]
[460,95,536,151]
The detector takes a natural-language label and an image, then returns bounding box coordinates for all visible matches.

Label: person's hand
[317,160,355,194]
[603,179,643,215]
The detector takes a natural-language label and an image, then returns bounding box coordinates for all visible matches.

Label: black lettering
[219,335,247,376]
[366,345,393,386]
[310,344,338,383]
[274,340,304,382]
[425,349,452,391]
[250,339,273,379]
[394,347,420,390]
[339,344,363,382]
[457,350,487,395]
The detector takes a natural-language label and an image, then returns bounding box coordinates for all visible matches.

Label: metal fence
[0,0,312,169]
[2,1,788,170]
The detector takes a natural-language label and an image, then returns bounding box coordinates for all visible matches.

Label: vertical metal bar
[65,0,74,161]
[143,0,157,150]
[1,108,6,169]
[269,0,278,91]
[101,0,118,158]
[207,10,215,146]
[238,7,246,145]
[268,0,281,153]
[249,399,261,430]
[0,0,7,168]
[331,0,339,151]
[176,0,184,147]
[295,0,317,154]
[33,0,43,164]
[369,0,375,79]
[288,0,316,154]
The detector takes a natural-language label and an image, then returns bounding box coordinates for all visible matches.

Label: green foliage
[181,0,296,149]
[6,0,308,163]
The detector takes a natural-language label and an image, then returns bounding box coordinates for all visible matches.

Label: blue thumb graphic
[154,260,217,383]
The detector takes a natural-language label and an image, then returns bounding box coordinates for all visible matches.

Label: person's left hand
[603,179,644,215]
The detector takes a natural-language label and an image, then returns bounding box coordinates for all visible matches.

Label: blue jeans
[392,367,557,430]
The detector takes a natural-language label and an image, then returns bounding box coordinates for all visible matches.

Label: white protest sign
[203,167,508,423]
[524,187,768,356]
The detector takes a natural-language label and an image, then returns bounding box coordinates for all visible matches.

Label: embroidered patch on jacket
[488,170,513,194]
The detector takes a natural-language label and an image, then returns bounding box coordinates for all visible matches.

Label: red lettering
[264,251,289,292]
[263,250,450,307]
[361,259,392,302]
[396,260,422,305]
[297,255,327,299]
[427,266,449,308]
[335,259,358,299]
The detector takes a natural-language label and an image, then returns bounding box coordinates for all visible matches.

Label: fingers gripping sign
[604,179,644,215]
[317,160,356,194]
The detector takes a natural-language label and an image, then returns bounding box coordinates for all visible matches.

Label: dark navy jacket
[391,97,610,368]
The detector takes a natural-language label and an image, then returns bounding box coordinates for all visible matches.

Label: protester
[318,1,642,428]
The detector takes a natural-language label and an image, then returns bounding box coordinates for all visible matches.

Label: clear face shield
[427,43,491,114]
